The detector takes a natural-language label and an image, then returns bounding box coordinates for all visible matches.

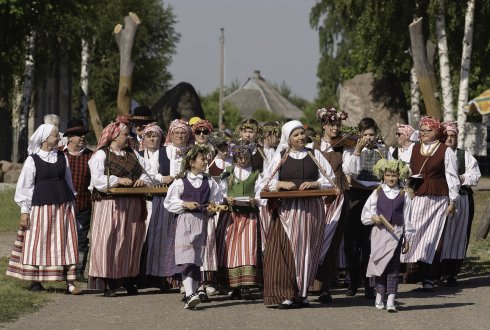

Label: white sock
[281,299,293,305]
[387,294,395,306]
[375,293,383,304]
[182,276,195,297]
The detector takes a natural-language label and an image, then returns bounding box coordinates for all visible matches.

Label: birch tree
[457,0,475,148]
[410,66,421,127]
[436,0,454,121]
[80,38,90,126]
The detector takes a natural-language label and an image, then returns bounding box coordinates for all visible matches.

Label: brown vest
[410,143,449,196]
[313,140,349,191]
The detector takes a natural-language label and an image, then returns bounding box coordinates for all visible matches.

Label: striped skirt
[441,195,470,260]
[6,227,76,281]
[216,211,261,287]
[318,194,344,262]
[22,202,78,266]
[401,195,448,264]
[89,197,147,279]
[263,197,325,305]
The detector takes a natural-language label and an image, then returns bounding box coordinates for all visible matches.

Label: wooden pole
[88,99,103,141]
[218,28,225,130]
[476,200,490,240]
[409,18,442,119]
[114,12,141,116]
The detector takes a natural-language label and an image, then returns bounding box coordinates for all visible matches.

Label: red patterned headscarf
[96,118,128,150]
[192,119,214,134]
[141,122,164,149]
[442,121,458,135]
[164,119,191,146]
[419,116,441,132]
[396,123,415,138]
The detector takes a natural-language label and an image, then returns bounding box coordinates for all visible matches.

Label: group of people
[6,105,481,313]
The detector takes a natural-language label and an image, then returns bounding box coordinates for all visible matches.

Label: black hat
[131,106,153,123]
[64,118,90,137]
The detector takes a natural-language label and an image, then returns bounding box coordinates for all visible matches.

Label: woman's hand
[226,196,235,205]
[276,181,296,191]
[447,202,456,215]
[161,176,174,185]
[117,177,133,187]
[299,181,320,191]
[182,201,199,210]
[133,179,146,187]
[19,213,29,228]
[402,240,410,254]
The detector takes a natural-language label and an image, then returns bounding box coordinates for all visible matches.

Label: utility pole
[218,28,225,131]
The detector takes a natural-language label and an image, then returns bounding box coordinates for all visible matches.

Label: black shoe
[364,287,376,299]
[297,301,310,308]
[446,276,457,287]
[229,288,242,300]
[318,291,333,303]
[125,286,139,296]
[197,289,210,302]
[345,287,357,296]
[103,289,116,297]
[277,302,297,310]
[422,280,434,292]
[29,282,46,292]
[76,271,88,283]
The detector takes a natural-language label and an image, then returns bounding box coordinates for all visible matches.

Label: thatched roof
[224,70,303,120]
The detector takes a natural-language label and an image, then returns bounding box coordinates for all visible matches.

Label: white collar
[187,172,204,179]
[381,183,400,193]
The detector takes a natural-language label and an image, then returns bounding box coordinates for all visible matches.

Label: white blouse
[459,150,481,187]
[163,172,222,214]
[387,142,415,165]
[15,150,76,213]
[306,140,358,175]
[88,148,155,193]
[256,148,336,196]
[361,184,415,241]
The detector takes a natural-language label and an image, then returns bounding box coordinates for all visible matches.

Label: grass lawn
[0,188,19,232]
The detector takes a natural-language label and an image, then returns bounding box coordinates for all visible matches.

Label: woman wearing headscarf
[256,120,336,309]
[439,121,481,287]
[6,124,81,294]
[388,123,418,165]
[88,118,155,297]
[400,116,460,292]
[145,119,191,288]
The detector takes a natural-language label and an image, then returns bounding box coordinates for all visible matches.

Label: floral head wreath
[178,144,214,177]
[316,107,349,123]
[260,122,281,139]
[228,140,255,159]
[208,131,231,148]
[373,159,410,182]
[239,123,258,132]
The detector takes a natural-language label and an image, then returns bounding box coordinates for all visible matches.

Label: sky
[164,0,320,101]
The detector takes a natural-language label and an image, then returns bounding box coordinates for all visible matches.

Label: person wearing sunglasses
[62,119,93,282]
[388,123,417,165]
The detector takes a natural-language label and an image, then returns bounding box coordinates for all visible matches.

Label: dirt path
[2,274,490,330]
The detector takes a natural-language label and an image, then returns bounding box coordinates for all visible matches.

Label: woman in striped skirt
[6,124,81,294]
[439,121,481,286]
[400,116,460,292]
[257,120,336,309]
[216,140,262,299]
[88,118,155,297]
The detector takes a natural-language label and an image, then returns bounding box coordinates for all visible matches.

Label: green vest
[224,166,260,213]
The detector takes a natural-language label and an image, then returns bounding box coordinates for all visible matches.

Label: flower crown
[228,140,255,158]
[316,107,348,122]
[373,159,410,181]
[178,144,213,175]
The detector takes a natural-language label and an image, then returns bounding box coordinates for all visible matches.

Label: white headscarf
[275,120,304,154]
[28,123,55,155]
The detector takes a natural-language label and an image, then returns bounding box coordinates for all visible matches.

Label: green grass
[465,190,490,274]
[0,188,19,232]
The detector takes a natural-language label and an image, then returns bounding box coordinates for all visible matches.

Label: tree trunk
[409,18,442,119]
[15,34,35,162]
[88,99,103,141]
[436,0,454,121]
[80,38,90,126]
[114,12,141,116]
[457,0,475,148]
[410,66,421,127]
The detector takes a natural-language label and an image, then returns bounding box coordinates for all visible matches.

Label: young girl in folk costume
[401,116,460,292]
[208,131,233,180]
[145,119,191,288]
[257,120,336,309]
[7,124,81,294]
[216,140,262,299]
[163,144,222,309]
[345,117,387,299]
[388,123,417,165]
[439,121,481,287]
[310,107,356,303]
[237,118,265,171]
[361,159,414,312]
[88,118,155,297]
[260,121,281,169]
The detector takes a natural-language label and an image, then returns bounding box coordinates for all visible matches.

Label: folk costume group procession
[6,105,482,313]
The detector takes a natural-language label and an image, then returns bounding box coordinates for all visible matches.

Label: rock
[1,160,14,173]
[338,72,409,147]
[12,163,23,171]
[4,169,21,184]
[0,170,3,182]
